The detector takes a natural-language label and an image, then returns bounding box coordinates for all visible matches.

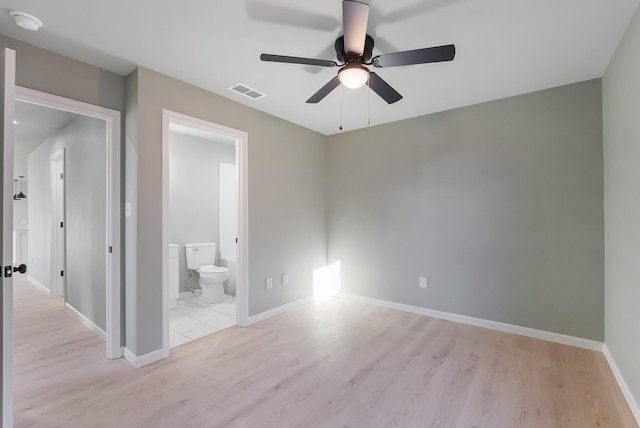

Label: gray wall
[169,131,235,293]
[27,116,107,329]
[126,67,326,355]
[327,79,604,341]
[603,3,640,408]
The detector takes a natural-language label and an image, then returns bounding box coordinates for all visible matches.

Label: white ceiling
[0,0,638,135]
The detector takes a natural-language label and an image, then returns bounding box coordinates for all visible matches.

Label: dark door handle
[13,264,27,274]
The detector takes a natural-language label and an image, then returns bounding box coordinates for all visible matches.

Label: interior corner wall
[603,2,640,409]
[127,67,326,356]
[327,79,604,341]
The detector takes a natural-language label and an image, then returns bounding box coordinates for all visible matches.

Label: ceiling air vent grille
[228,83,266,100]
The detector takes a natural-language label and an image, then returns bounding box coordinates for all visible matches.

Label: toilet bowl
[185,242,229,304]
[197,265,230,304]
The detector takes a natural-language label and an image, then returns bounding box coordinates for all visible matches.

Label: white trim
[123,347,168,369]
[26,275,50,296]
[64,302,106,341]
[15,86,123,360]
[247,296,314,325]
[2,47,16,428]
[161,109,250,359]
[336,292,604,352]
[603,344,640,425]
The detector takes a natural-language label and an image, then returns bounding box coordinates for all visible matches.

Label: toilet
[185,242,229,304]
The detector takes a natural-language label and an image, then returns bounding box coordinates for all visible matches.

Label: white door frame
[49,149,65,298]
[2,46,16,428]
[15,86,122,360]
[161,109,249,356]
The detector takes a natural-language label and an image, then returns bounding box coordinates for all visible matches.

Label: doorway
[14,86,122,359]
[49,149,65,298]
[161,109,248,355]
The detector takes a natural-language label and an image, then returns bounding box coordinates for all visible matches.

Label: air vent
[228,83,266,100]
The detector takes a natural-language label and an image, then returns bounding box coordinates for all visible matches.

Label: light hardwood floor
[13,275,638,428]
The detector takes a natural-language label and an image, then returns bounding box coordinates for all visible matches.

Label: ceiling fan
[260,0,456,104]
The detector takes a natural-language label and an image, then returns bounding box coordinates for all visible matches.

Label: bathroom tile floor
[169,294,236,348]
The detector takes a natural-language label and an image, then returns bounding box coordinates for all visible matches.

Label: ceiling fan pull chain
[367,73,371,126]
[339,85,343,131]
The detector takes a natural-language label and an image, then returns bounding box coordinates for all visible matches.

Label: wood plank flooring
[13,275,638,427]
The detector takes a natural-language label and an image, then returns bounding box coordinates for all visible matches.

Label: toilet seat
[198,265,230,280]
[198,265,229,274]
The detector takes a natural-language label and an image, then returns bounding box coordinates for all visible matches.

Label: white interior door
[1,47,16,428]
[50,151,65,298]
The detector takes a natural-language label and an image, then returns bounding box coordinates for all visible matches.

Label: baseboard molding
[248,296,314,326]
[603,344,640,425]
[124,347,169,369]
[336,292,604,352]
[27,275,50,296]
[64,302,106,341]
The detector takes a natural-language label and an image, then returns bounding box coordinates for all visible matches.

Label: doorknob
[13,264,27,274]
[3,264,27,277]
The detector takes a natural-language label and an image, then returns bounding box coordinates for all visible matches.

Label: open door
[1,47,16,428]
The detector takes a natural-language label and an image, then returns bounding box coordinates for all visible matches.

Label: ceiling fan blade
[373,44,456,68]
[367,72,403,104]
[261,54,337,67]
[306,77,341,103]
[343,0,369,55]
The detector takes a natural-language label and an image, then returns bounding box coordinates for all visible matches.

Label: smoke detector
[10,11,43,31]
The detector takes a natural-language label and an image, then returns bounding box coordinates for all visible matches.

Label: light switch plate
[420,276,428,288]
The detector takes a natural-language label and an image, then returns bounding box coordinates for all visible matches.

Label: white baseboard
[27,275,50,296]
[64,302,106,341]
[248,296,314,325]
[336,292,604,352]
[603,344,640,425]
[124,347,168,369]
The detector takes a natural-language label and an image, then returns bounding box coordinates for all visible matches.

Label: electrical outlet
[282,273,289,285]
[420,276,428,289]
[266,277,273,290]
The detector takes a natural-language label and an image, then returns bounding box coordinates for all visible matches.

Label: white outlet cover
[282,273,288,285]
[420,277,428,288]
[266,277,273,289]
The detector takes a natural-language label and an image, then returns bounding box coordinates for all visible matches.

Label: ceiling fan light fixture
[10,11,43,31]
[338,63,369,89]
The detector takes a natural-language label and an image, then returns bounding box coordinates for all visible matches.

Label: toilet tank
[185,242,216,269]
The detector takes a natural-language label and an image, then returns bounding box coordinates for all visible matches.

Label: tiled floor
[169,294,236,348]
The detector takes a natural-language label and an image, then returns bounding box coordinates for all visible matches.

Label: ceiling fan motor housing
[335,34,374,63]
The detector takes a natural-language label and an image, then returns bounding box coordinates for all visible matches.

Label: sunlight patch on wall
[313,261,341,300]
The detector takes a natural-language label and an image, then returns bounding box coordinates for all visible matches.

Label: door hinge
[60,221,64,228]
[109,246,113,253]
[60,270,64,277]
[236,237,238,243]
[60,173,64,179]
